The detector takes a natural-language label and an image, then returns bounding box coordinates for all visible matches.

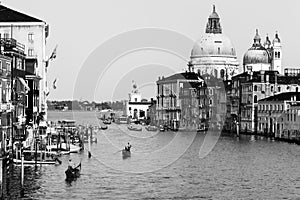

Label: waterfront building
[25,58,41,125]
[0,4,49,120]
[156,72,202,129]
[189,5,239,80]
[0,54,12,156]
[231,70,300,133]
[257,92,300,141]
[156,71,226,130]
[126,81,152,121]
[243,29,282,74]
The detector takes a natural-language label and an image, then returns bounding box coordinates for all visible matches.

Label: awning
[17,77,30,91]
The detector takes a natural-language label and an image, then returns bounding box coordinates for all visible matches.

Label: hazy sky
[5,0,300,102]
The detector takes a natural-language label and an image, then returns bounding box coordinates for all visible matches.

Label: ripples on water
[6,111,300,199]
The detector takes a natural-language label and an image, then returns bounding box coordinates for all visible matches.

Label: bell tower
[272,32,282,74]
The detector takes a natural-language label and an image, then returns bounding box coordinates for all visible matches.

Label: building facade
[231,71,300,133]
[0,4,49,120]
[258,92,300,140]
[126,81,152,121]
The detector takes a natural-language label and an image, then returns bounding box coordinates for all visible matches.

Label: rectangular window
[6,62,11,72]
[4,33,9,39]
[0,61,2,71]
[28,33,34,42]
[28,49,34,57]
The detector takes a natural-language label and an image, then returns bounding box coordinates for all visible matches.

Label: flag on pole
[53,78,57,89]
[45,86,50,96]
[49,45,58,61]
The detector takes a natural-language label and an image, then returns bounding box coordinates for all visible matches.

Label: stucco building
[0,4,49,120]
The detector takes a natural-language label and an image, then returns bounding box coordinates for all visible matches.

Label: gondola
[122,149,131,159]
[65,162,81,181]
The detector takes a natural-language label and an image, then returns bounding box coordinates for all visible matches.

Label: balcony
[0,38,25,53]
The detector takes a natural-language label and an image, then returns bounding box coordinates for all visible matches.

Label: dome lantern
[205,5,222,34]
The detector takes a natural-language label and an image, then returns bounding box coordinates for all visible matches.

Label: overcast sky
[5,0,300,102]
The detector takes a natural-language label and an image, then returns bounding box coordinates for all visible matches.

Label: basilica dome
[191,33,236,58]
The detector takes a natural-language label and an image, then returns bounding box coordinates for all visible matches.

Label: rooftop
[0,4,43,22]
[259,92,300,102]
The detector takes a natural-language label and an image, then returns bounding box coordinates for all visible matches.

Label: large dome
[243,47,270,65]
[191,33,236,58]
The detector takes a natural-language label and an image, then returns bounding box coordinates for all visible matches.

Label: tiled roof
[0,5,43,22]
[258,92,300,102]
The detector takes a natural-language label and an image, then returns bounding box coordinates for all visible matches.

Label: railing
[0,38,25,53]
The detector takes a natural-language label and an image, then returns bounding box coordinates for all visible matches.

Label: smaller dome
[243,47,270,65]
[243,29,271,65]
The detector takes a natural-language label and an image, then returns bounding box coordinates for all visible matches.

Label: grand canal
[6,111,300,199]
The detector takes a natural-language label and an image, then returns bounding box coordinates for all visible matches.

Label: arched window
[254,85,257,91]
[254,95,258,103]
[220,69,225,78]
[271,86,273,92]
[278,86,281,92]
[218,47,220,54]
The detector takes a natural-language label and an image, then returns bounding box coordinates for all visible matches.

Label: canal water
[6,111,300,199]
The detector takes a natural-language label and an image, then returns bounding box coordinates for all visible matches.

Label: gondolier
[125,142,131,151]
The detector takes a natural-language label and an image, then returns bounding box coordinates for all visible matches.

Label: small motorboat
[101,124,108,130]
[122,149,131,159]
[159,125,165,132]
[65,162,81,181]
[103,119,111,125]
[127,125,142,131]
[145,125,158,132]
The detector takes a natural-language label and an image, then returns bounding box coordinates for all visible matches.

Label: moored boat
[46,143,82,154]
[13,159,57,165]
[101,125,108,130]
[145,125,158,132]
[159,125,165,132]
[127,125,142,131]
[103,119,111,124]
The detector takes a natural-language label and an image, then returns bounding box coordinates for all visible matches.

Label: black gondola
[65,162,81,181]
